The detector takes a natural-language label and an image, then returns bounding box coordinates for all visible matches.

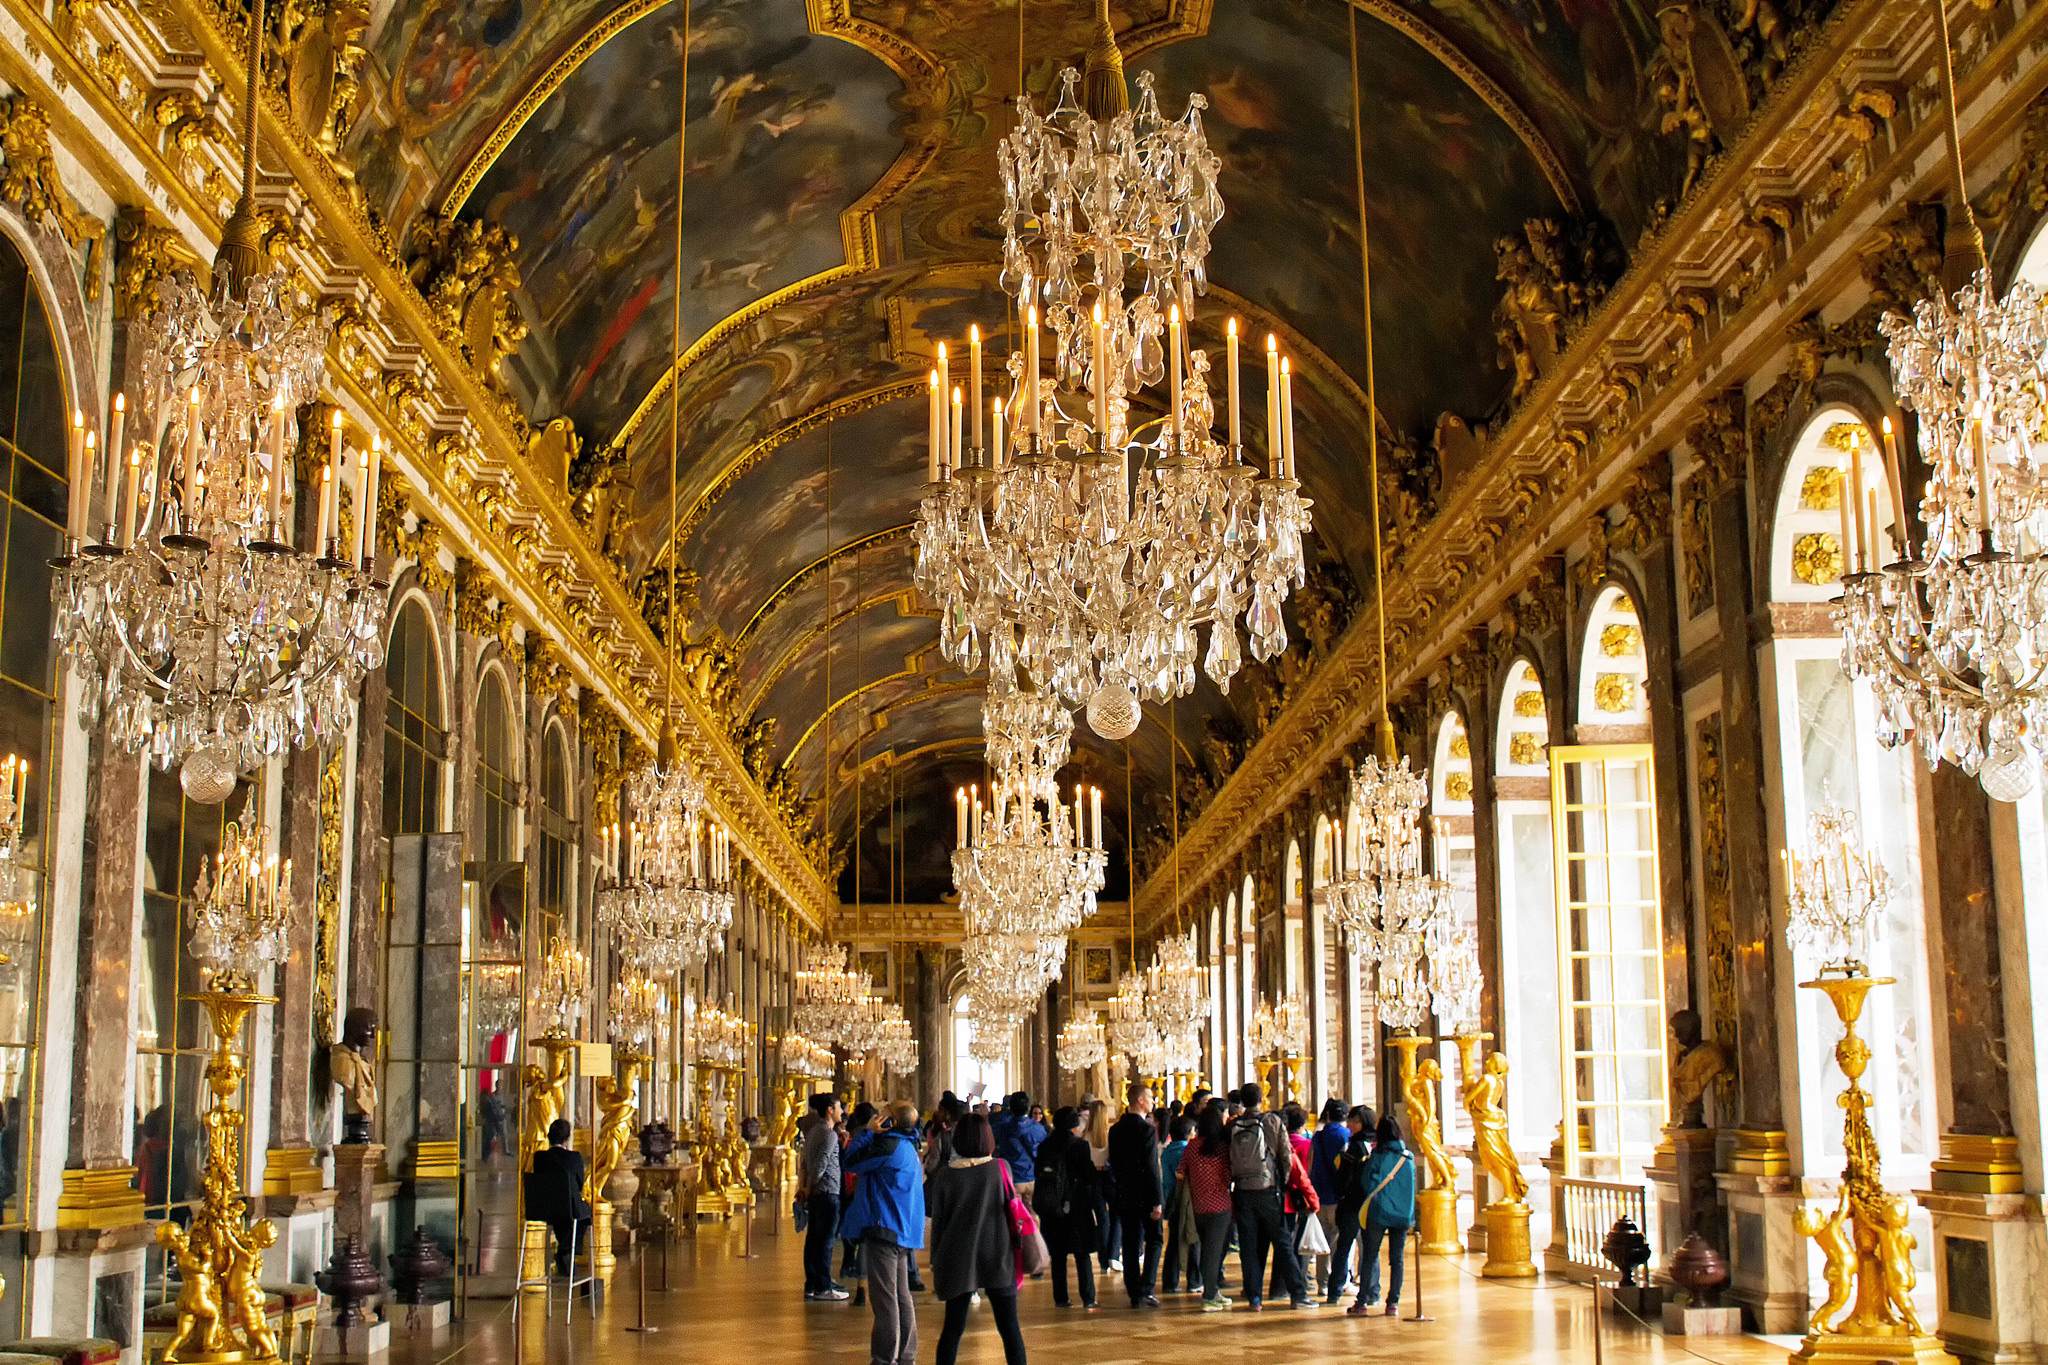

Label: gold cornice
[144,0,834,928]
[435,0,673,216]
[1350,0,1580,215]
[1133,0,2042,933]
[737,524,916,651]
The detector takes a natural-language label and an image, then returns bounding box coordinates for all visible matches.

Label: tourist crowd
[793,1079,1421,1365]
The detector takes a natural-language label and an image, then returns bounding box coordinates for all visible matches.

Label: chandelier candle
[927,371,941,483]
[1265,335,1281,474]
[1227,318,1240,447]
[1169,304,1184,446]
[1880,417,1908,558]
[120,446,140,548]
[1280,357,1296,479]
[970,324,983,454]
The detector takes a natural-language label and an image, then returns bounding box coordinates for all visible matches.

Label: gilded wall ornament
[1513,690,1546,719]
[113,210,196,320]
[1600,623,1643,658]
[313,746,344,1045]
[1792,532,1843,585]
[0,96,104,251]
[1681,475,1716,619]
[1693,715,1739,1073]
[1444,771,1474,803]
[1593,673,1636,713]
[1508,732,1545,767]
[1799,463,1845,511]
[405,213,526,383]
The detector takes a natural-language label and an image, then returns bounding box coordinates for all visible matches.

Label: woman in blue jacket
[843,1102,927,1365]
[1347,1115,1417,1317]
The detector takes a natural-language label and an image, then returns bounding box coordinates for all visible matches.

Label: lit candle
[1280,357,1296,480]
[970,324,983,456]
[927,370,941,483]
[951,386,964,472]
[107,393,126,515]
[267,395,285,532]
[936,341,950,462]
[81,431,96,531]
[1226,318,1241,448]
[183,388,202,505]
[1836,464,1853,580]
[120,445,141,548]
[1868,489,1880,575]
[1169,304,1184,447]
[1848,430,1867,573]
[1091,786,1102,849]
[1026,306,1041,440]
[316,465,335,558]
[1880,416,1908,558]
[991,397,1005,471]
[956,788,967,847]
[1092,301,1106,441]
[1973,409,1996,535]
[1265,334,1281,475]
[14,760,25,819]
[1073,786,1083,845]
[65,409,85,536]
[352,443,372,564]
[363,436,382,568]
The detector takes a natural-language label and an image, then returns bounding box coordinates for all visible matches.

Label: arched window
[474,671,517,866]
[1493,659,1562,1161]
[1311,817,1338,1105]
[1221,893,1239,1086]
[1281,839,1304,1000]
[952,992,1008,1100]
[536,727,574,923]
[1556,585,1668,1178]
[1238,878,1256,1086]
[1431,712,1479,1141]
[1206,902,1223,1090]
[383,600,446,834]
[1764,408,1934,1186]
[1343,795,1371,1103]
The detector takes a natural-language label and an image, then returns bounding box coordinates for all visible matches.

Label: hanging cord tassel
[1932,0,1986,293]
[1081,0,1128,120]
[1350,8,1396,768]
[214,0,269,300]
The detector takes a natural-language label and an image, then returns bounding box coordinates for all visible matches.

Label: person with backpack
[1106,1082,1164,1307]
[1325,1105,1375,1304]
[1032,1107,1099,1309]
[842,1102,926,1365]
[1159,1114,1198,1294]
[1182,1104,1236,1309]
[1228,1081,1314,1310]
[1348,1114,1418,1316]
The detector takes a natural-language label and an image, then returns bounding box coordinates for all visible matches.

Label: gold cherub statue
[157,1221,226,1358]
[1795,1198,1856,1332]
[222,1217,281,1361]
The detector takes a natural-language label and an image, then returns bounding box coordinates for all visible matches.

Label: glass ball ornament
[1979,740,2036,803]
[1086,675,1140,740]
[180,748,240,804]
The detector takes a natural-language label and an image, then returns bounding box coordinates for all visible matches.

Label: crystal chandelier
[779,1030,834,1079]
[1144,929,1210,1038]
[912,21,1310,739]
[1250,992,1310,1059]
[695,1002,754,1068]
[530,938,589,1039]
[473,962,523,1036]
[49,0,383,803]
[1324,745,1465,1030]
[594,757,735,976]
[1784,802,1893,976]
[0,756,38,934]
[1842,0,2048,800]
[1107,970,1155,1056]
[608,969,668,1054]
[793,942,868,1046]
[1056,1012,1106,1072]
[875,1012,919,1073]
[187,793,293,992]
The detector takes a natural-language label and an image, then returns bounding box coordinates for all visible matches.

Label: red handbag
[999,1161,1049,1281]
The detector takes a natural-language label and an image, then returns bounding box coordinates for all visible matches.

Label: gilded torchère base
[1792,1331,1955,1365]
[1416,1187,1461,1255]
[1480,1201,1539,1278]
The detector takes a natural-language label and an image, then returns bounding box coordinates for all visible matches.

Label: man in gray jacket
[797,1093,847,1300]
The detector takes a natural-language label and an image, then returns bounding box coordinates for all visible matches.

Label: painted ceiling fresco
[362,0,1705,892]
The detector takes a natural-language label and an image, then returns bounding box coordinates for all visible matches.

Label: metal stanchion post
[1403,1226,1434,1323]
[1590,1273,1604,1365]
[663,1218,672,1292]
[626,1231,660,1334]
[740,1200,759,1258]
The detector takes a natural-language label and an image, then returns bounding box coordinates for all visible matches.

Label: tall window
[1221,893,1238,1085]
[951,993,1007,1100]
[1311,819,1338,1103]
[1238,879,1255,1084]
[1495,659,1561,1156]
[474,672,516,866]
[1431,712,1478,1141]
[384,601,445,835]
[0,231,67,1331]
[1206,903,1223,1089]
[536,729,573,922]
[1554,587,1667,1178]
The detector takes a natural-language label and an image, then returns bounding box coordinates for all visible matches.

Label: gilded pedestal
[1482,1202,1538,1278]
[1417,1187,1462,1255]
[1387,1035,1462,1253]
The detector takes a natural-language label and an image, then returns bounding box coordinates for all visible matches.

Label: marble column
[61,745,147,1224]
[1635,532,1692,1027]
[270,744,322,1153]
[1707,477,1803,1333]
[1912,768,2041,1364]
[349,664,389,1015]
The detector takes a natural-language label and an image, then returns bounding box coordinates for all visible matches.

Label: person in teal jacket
[1347,1115,1416,1317]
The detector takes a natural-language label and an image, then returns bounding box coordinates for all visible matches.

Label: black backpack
[1229,1113,1279,1190]
[1033,1140,1073,1218]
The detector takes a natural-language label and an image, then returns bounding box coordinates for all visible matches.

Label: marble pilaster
[270,744,323,1152]
[350,664,389,1015]
[1636,531,1693,1028]
[68,746,145,1174]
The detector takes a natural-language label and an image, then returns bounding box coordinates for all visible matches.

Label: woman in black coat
[927,1112,1026,1365]
[1033,1107,1100,1309]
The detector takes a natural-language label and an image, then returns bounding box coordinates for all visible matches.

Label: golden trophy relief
[1388,1035,1461,1255]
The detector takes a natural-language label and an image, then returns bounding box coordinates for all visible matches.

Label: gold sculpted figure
[1464,1051,1529,1205]
[158,1221,226,1358]
[1863,1191,1923,1334]
[1795,1198,1856,1333]
[591,1056,645,1199]
[1668,1008,1730,1127]
[1406,1058,1458,1190]
[519,1047,572,1171]
[222,1218,281,1361]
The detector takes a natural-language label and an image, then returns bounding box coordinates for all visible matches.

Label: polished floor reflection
[388,1214,1799,1365]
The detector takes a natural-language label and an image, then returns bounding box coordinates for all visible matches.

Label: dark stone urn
[1601,1215,1653,1287]
[1667,1232,1730,1307]
[639,1119,676,1165]
[315,1235,383,1327]
[389,1226,452,1304]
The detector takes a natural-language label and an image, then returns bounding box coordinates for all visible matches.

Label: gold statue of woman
[1464,1051,1529,1204]
[1406,1057,1458,1190]
[591,1055,646,1199]
[519,1047,572,1171]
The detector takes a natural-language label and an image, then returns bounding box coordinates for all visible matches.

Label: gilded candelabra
[1459,1042,1535,1277]
[161,989,283,1365]
[1388,1035,1460,1255]
[1791,973,1946,1365]
[589,1050,646,1275]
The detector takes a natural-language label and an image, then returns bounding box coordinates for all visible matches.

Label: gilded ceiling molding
[1349,0,1580,216]
[666,379,924,549]
[743,578,930,717]
[435,0,676,216]
[1132,0,2042,933]
[736,524,917,652]
[785,632,954,766]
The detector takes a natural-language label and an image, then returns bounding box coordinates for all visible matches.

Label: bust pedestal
[1648,1125,1721,1260]
[333,1144,386,1268]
